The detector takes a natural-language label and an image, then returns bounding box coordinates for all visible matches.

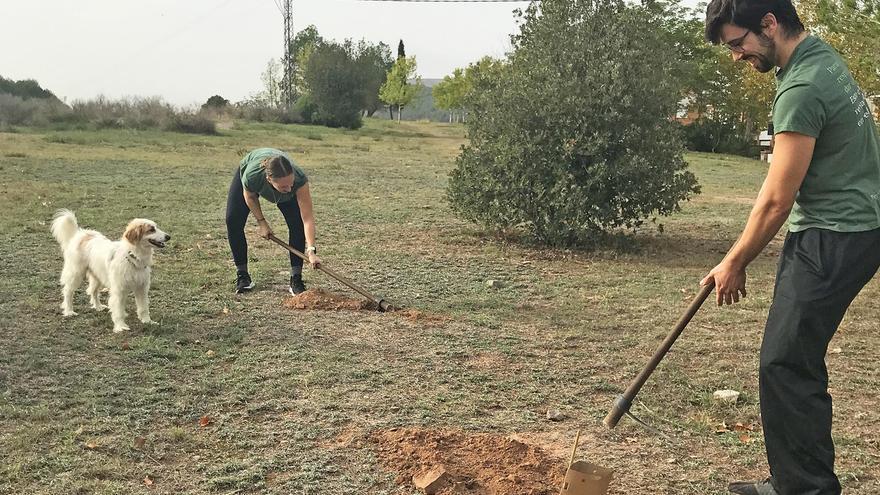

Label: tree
[447,0,699,246]
[397,39,406,60]
[302,41,368,129]
[354,40,394,117]
[432,68,469,122]
[379,57,421,123]
[664,2,775,154]
[290,25,325,95]
[0,76,58,100]
[256,58,283,108]
[202,95,229,110]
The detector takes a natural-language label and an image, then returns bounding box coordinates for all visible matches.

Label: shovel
[603,281,715,429]
[559,430,613,495]
[267,234,394,312]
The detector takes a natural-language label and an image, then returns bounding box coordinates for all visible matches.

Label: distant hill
[419,78,443,88]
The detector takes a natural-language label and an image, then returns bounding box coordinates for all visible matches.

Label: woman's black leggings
[225,167,305,269]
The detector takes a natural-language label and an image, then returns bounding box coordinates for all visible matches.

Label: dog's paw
[62,309,78,317]
[92,304,107,312]
[112,325,130,333]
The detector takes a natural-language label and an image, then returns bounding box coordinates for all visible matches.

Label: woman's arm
[243,188,273,239]
[296,184,321,268]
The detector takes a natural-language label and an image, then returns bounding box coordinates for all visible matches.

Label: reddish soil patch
[371,428,565,495]
[283,288,377,311]
[282,289,448,324]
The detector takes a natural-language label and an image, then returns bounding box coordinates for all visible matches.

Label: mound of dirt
[371,428,565,495]
[282,290,449,324]
[282,288,378,311]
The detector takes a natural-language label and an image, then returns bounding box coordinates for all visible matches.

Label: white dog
[51,209,171,333]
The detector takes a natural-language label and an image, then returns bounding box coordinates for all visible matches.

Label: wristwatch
[306,245,317,254]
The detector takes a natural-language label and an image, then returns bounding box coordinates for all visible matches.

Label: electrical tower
[278,0,295,107]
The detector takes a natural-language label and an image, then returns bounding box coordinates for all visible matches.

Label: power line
[357,0,531,2]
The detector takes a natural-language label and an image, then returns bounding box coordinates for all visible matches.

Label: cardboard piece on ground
[559,460,613,495]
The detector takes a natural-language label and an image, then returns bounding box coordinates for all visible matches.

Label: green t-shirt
[773,35,880,232]
[239,148,308,204]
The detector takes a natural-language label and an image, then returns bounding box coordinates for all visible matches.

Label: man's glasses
[723,30,750,53]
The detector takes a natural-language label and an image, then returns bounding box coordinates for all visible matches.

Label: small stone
[413,466,450,494]
[205,350,215,357]
[486,280,505,289]
[713,389,740,404]
[546,409,565,421]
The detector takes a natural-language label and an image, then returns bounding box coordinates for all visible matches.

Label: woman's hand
[257,219,273,239]
[308,252,322,269]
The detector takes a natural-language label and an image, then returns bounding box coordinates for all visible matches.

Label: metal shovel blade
[559,461,613,495]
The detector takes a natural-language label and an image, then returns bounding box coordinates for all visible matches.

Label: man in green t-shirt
[703,0,880,493]
[225,148,322,294]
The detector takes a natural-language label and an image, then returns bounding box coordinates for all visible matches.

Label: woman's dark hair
[262,155,294,178]
[705,0,805,44]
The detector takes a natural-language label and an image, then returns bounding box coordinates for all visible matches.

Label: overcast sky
[0,0,544,107]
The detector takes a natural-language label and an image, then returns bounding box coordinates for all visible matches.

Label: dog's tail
[51,209,79,250]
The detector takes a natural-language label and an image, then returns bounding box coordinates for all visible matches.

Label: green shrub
[447,0,699,246]
[292,94,319,124]
[165,112,218,135]
[680,119,759,157]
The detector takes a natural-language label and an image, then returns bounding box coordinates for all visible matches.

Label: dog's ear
[124,220,149,244]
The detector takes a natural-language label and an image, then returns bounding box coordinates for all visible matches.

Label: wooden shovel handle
[603,281,715,429]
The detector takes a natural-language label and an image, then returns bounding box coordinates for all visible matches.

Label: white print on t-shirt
[827,62,872,127]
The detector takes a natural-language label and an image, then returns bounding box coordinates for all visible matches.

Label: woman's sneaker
[289,274,306,295]
[235,272,254,293]
[728,478,778,495]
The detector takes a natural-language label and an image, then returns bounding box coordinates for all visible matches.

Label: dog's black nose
[165,234,171,241]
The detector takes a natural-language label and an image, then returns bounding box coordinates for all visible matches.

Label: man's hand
[308,252,322,269]
[257,220,273,239]
[701,259,747,306]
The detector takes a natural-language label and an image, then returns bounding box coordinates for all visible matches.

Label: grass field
[1,119,878,494]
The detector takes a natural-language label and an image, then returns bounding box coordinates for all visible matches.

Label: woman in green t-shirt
[225,148,321,294]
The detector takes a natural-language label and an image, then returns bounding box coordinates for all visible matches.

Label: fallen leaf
[143,475,154,486]
[738,433,753,444]
[733,422,752,432]
[121,342,130,351]
[199,415,212,427]
[134,436,146,449]
[205,350,215,358]
[222,307,229,315]
[85,441,99,450]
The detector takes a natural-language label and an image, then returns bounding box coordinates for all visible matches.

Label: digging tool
[559,430,613,495]
[603,281,715,429]
[267,234,394,312]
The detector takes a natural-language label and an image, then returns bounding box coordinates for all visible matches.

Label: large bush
[303,42,367,129]
[447,0,699,246]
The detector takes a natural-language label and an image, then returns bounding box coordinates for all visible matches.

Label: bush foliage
[447,0,699,246]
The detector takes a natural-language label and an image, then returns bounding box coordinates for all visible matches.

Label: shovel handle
[603,281,715,429]
[267,234,393,312]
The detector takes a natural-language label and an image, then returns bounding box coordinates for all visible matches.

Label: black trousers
[225,167,305,269]
[761,228,880,495]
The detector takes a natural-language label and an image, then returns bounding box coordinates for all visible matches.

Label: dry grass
[0,121,877,494]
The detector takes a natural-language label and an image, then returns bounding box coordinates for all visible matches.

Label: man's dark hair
[705,0,805,44]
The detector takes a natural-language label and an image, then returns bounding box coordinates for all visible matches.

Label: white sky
[0,0,540,107]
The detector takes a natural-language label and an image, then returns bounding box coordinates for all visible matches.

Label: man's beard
[747,33,777,73]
